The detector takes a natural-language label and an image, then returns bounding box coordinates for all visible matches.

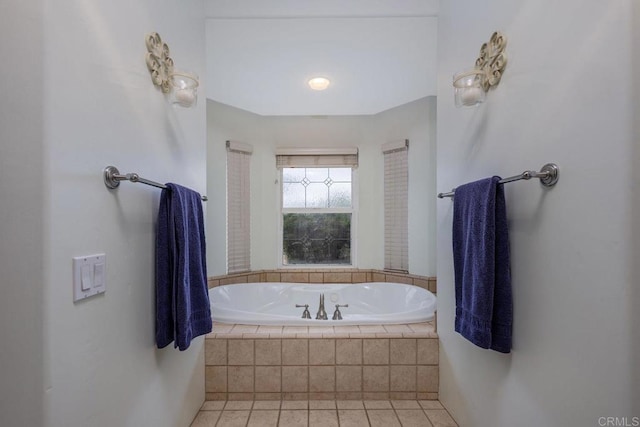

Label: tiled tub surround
[208,269,437,294]
[205,322,438,401]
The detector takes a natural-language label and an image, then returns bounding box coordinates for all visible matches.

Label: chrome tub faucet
[316,294,328,320]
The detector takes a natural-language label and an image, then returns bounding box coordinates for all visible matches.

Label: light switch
[81,264,92,291]
[73,253,106,302]
[94,263,103,285]
[94,262,105,291]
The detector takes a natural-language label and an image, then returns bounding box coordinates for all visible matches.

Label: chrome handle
[295,304,311,319]
[332,304,348,320]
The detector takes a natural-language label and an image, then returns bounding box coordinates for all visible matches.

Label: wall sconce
[169,71,199,108]
[453,31,507,107]
[145,32,199,108]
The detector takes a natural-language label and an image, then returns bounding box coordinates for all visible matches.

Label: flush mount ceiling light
[308,77,331,91]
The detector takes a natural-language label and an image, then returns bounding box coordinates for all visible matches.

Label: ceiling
[205,0,439,116]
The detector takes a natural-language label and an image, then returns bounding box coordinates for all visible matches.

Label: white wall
[1,1,207,426]
[206,97,437,277]
[437,1,640,426]
[0,2,45,426]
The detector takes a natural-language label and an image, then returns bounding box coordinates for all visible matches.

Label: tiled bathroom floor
[190,400,458,427]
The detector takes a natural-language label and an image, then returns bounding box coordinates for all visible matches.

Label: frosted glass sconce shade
[453,31,508,108]
[453,70,486,107]
[169,71,199,108]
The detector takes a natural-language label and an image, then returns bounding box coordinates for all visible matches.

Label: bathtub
[209,282,436,326]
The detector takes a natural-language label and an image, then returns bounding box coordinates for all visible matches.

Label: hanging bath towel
[452,176,512,353]
[156,183,212,351]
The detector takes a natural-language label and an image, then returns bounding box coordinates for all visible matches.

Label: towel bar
[438,163,559,199]
[103,166,208,201]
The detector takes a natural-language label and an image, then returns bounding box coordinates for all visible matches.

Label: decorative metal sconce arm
[145,32,174,93]
[475,31,508,91]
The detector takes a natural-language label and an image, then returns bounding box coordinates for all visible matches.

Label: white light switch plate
[73,253,106,302]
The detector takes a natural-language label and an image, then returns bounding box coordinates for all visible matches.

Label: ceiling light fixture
[308,77,331,91]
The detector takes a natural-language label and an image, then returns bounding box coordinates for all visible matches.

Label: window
[277,149,358,266]
[226,140,252,273]
[383,140,409,272]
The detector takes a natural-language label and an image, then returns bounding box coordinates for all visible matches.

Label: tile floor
[190,400,457,427]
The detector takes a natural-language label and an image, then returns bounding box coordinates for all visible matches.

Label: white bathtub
[209,282,436,326]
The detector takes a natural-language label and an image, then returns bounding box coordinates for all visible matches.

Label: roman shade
[383,139,409,272]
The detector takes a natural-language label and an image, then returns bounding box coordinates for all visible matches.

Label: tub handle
[295,304,311,319]
[332,304,349,320]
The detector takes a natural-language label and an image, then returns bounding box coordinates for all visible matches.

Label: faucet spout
[315,293,328,320]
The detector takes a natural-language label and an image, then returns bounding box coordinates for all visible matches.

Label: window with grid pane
[226,141,252,273]
[281,166,354,265]
[383,140,409,272]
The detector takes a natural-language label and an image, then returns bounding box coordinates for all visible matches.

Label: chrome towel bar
[103,166,208,201]
[438,163,559,199]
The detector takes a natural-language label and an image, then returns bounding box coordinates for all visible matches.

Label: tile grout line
[279,338,283,400]
[306,338,310,396]
[225,338,229,400]
[392,404,401,427]
[359,336,364,397]
[387,337,391,396]
[363,404,373,427]
[333,338,338,399]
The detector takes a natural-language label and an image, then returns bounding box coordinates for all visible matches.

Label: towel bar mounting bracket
[104,165,156,189]
[104,165,123,189]
[538,163,559,187]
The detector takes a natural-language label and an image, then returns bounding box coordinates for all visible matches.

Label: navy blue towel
[453,176,512,353]
[156,183,212,351]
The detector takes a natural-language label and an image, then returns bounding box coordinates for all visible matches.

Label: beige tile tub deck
[209,321,436,339]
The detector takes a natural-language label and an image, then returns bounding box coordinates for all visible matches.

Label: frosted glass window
[306,183,328,208]
[282,183,305,208]
[282,168,305,182]
[329,167,352,181]
[305,168,328,182]
[282,167,352,209]
[329,183,351,208]
[280,166,355,266]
